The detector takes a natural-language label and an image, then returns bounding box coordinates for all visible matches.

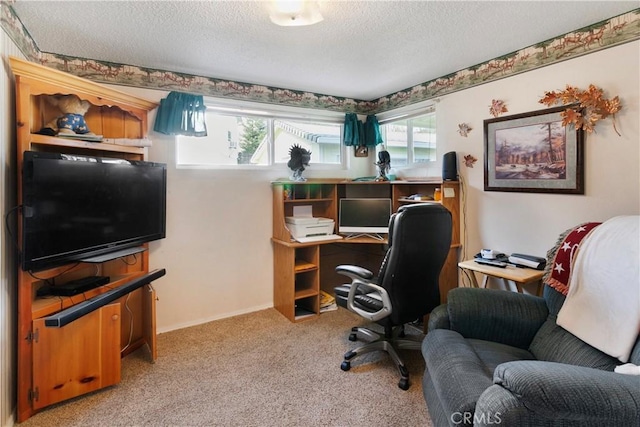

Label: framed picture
[354,145,369,157]
[484,105,584,194]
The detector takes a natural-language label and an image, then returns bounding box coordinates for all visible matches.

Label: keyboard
[295,234,343,243]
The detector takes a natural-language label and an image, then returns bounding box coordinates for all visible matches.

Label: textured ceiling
[11,1,638,101]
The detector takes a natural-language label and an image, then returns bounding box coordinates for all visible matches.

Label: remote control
[474,258,507,268]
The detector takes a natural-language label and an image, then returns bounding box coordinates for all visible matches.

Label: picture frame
[354,145,369,157]
[484,105,584,194]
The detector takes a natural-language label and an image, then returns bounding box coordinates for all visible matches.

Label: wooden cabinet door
[31,303,121,410]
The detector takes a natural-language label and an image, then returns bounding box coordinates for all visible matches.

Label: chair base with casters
[340,322,423,390]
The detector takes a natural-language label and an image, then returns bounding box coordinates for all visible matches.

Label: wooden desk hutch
[10,57,159,422]
[272,179,461,323]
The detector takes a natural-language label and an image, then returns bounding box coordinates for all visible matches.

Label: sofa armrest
[447,287,548,349]
[427,303,450,330]
[485,361,640,425]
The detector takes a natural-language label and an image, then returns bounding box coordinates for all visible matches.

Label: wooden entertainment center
[10,57,160,422]
[272,179,461,324]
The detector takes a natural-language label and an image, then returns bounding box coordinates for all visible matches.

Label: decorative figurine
[38,94,95,136]
[287,144,311,182]
[375,150,391,181]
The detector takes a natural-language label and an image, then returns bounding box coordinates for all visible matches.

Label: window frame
[175,98,347,170]
[376,101,437,168]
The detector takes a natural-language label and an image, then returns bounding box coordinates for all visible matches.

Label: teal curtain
[344,113,383,147]
[343,113,363,147]
[153,91,207,136]
[364,115,383,147]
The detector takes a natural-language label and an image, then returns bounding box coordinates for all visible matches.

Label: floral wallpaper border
[1,2,638,115]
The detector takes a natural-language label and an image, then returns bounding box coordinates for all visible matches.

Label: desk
[272,179,461,323]
[458,259,544,295]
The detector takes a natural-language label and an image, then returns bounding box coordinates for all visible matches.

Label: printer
[285,216,335,239]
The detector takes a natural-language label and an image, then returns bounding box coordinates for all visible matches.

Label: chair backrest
[378,203,452,325]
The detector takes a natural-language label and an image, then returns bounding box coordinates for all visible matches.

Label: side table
[458,259,544,295]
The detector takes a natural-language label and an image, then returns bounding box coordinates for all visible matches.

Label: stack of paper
[320,290,338,313]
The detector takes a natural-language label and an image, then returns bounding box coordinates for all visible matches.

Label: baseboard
[156,303,273,334]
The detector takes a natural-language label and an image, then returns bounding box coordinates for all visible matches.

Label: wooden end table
[458,259,544,295]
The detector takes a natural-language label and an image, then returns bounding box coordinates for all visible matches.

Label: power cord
[4,205,21,256]
[120,253,138,266]
[120,292,135,354]
[457,174,473,288]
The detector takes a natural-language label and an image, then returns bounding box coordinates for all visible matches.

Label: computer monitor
[338,198,392,239]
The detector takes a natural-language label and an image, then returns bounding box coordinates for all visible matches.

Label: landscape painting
[484,106,584,194]
[494,121,566,180]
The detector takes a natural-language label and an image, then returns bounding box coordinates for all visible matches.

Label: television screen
[22,151,167,272]
[338,198,392,236]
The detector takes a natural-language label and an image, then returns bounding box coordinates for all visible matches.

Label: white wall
[440,42,639,257]
[125,40,639,330]
[115,86,374,332]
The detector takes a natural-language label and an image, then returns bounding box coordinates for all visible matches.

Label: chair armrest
[335,264,374,281]
[447,287,548,349]
[486,361,640,424]
[346,280,392,322]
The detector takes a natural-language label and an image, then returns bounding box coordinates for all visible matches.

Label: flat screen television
[338,198,392,238]
[21,151,167,272]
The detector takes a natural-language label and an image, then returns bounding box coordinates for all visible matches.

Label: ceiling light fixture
[269,1,323,27]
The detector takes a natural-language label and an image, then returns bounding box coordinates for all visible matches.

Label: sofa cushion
[423,329,535,422]
[529,318,620,370]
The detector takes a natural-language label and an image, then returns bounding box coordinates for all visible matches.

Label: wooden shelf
[294,260,318,273]
[284,198,333,203]
[28,133,146,155]
[294,288,318,300]
[398,197,439,203]
[31,272,146,320]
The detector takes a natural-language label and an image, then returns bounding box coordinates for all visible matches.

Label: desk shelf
[294,260,318,273]
[285,198,334,203]
[398,197,438,204]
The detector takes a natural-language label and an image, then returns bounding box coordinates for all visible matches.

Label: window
[378,111,436,167]
[177,105,344,167]
[273,119,341,165]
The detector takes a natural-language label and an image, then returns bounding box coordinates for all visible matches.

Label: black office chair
[334,203,452,390]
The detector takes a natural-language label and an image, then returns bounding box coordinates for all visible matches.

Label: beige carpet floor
[18,307,433,426]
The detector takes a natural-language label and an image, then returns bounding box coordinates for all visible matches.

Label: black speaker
[442,151,458,181]
[44,269,166,328]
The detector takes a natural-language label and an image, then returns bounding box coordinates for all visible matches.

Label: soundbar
[44,268,166,328]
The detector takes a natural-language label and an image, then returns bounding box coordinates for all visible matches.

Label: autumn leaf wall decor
[458,123,472,137]
[463,154,477,168]
[539,84,622,136]
[489,99,508,118]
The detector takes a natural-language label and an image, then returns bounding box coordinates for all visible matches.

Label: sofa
[421,217,640,426]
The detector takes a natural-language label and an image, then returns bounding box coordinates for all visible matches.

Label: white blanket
[557,215,640,363]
